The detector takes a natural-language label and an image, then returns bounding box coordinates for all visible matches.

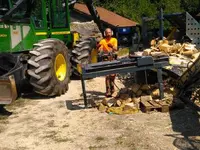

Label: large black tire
[71,37,97,65]
[27,39,71,96]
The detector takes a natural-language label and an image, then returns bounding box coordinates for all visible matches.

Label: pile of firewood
[143,39,200,60]
[96,82,179,114]
[95,39,200,114]
[139,39,200,76]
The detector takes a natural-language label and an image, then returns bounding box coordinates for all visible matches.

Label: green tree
[180,0,200,14]
[98,0,184,24]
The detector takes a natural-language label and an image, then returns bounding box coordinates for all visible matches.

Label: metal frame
[81,56,169,107]
[142,9,200,48]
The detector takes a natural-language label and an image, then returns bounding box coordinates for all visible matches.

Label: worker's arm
[108,38,118,52]
[108,43,117,51]
[97,43,102,50]
[97,40,104,51]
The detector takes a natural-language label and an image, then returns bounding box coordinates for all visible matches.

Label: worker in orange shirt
[97,28,118,97]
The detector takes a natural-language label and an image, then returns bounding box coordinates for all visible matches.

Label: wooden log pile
[147,39,199,59]
[142,39,200,63]
[96,81,181,114]
[142,39,200,76]
[95,39,200,114]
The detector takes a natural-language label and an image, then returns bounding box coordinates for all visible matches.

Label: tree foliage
[95,0,200,24]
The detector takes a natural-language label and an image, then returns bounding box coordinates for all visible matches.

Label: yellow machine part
[167,27,177,40]
[72,32,99,74]
[77,64,82,74]
[91,48,98,63]
[54,54,67,81]
[72,32,80,46]
[117,47,130,58]
[76,48,98,74]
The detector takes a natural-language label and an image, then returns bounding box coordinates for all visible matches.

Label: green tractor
[0,0,100,104]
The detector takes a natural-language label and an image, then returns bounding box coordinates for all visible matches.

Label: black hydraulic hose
[3,0,27,20]
[83,0,104,35]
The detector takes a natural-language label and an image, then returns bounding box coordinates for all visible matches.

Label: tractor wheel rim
[54,54,67,81]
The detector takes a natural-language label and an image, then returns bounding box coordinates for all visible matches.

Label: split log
[131,83,141,93]
[181,50,194,57]
[143,49,152,56]
[141,84,151,91]
[136,90,143,97]
[121,98,132,104]
[171,43,182,53]
[98,103,108,112]
[102,98,117,107]
[123,103,138,114]
[119,93,130,100]
[159,43,173,53]
[184,43,196,50]
[132,97,140,109]
[150,46,159,51]
[140,95,153,102]
[151,89,160,99]
[151,52,168,57]
[116,100,122,107]
[150,39,156,46]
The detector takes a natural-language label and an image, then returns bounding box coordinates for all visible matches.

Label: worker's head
[104,28,113,38]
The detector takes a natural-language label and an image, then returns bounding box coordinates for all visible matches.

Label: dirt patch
[0,77,200,150]
[4,98,38,114]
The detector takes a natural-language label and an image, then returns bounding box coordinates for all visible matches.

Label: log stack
[96,82,178,114]
[143,39,200,61]
[142,39,200,76]
[96,39,200,114]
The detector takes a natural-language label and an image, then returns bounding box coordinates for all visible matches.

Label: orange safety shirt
[98,37,118,53]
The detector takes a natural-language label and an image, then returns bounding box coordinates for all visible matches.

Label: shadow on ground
[168,107,200,150]
[70,74,94,81]
[20,92,56,100]
[0,105,12,116]
[20,74,93,100]
[66,90,105,110]
[0,91,55,115]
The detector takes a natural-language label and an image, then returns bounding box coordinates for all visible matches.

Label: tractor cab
[0,0,33,21]
[0,1,9,17]
[0,0,71,52]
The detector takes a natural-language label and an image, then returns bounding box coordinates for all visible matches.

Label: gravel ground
[0,77,200,150]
